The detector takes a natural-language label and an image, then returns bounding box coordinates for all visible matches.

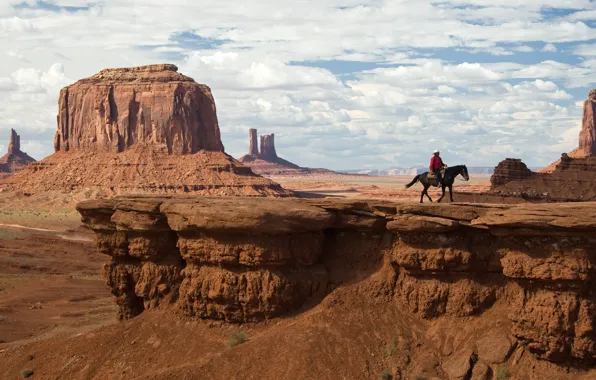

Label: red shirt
[430,156,443,171]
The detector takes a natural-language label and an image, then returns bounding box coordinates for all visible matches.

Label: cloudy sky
[2,0,596,170]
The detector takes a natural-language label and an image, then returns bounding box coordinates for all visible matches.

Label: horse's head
[461,165,470,181]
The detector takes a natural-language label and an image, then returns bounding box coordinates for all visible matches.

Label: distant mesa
[0,129,36,178]
[54,63,224,155]
[1,64,289,198]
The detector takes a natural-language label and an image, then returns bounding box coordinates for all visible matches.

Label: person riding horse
[430,149,447,185]
[405,151,469,203]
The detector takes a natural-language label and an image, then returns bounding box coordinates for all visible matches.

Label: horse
[404,165,470,203]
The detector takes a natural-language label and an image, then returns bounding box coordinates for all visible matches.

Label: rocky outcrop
[579,89,596,156]
[490,158,534,188]
[0,129,36,177]
[539,89,596,173]
[7,129,19,154]
[79,197,596,364]
[239,128,339,176]
[54,64,224,154]
[259,133,277,159]
[248,128,258,155]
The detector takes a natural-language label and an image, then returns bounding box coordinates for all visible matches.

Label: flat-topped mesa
[259,133,277,159]
[490,158,534,188]
[579,89,596,156]
[7,129,20,154]
[54,63,224,154]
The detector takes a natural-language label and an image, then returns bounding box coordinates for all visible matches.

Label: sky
[2,1,596,170]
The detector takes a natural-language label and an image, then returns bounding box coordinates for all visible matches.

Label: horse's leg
[420,189,424,203]
[437,185,446,203]
[449,185,454,202]
[424,186,433,202]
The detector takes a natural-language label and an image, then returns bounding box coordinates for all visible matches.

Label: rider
[430,149,446,185]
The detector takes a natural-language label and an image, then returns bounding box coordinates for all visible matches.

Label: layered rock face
[0,129,36,177]
[80,197,596,364]
[54,64,223,154]
[490,158,534,188]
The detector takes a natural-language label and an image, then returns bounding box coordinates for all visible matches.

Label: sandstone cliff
[78,196,596,368]
[0,129,36,177]
[579,89,596,156]
[54,64,223,154]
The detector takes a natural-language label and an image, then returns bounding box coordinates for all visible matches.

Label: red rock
[54,64,224,154]
[579,89,596,156]
[0,129,36,177]
[248,128,258,155]
[1,65,289,198]
[259,133,277,159]
[490,158,534,188]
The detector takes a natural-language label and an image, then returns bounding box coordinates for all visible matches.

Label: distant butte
[539,88,596,173]
[489,89,596,200]
[239,128,340,176]
[0,129,36,178]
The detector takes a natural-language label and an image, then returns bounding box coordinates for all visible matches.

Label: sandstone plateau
[0,65,288,199]
[79,197,596,363]
[0,129,35,178]
[5,196,596,379]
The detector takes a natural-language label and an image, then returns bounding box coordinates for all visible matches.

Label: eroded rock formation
[0,65,289,197]
[490,158,534,188]
[579,89,596,156]
[54,64,224,154]
[239,128,338,176]
[0,129,36,177]
[248,128,258,155]
[259,133,277,159]
[79,197,596,364]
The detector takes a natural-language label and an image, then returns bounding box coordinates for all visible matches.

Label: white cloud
[0,0,595,167]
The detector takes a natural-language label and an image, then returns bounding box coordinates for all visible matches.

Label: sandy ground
[0,218,115,348]
[273,174,495,202]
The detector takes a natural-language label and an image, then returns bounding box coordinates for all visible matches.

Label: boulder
[490,158,534,188]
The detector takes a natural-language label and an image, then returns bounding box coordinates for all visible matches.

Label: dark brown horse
[404,165,470,203]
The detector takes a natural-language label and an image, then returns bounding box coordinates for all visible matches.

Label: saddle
[427,168,446,179]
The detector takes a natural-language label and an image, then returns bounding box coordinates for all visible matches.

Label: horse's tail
[405,175,421,189]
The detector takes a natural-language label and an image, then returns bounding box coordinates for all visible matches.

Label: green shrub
[379,371,391,380]
[415,375,426,380]
[227,331,248,348]
[21,369,34,378]
[496,364,510,380]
